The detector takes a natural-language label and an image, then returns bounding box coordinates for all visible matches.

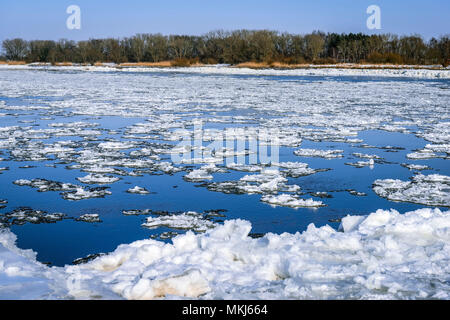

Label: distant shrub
[171,58,197,67]
[5,60,26,65]
[367,52,403,64]
[264,58,275,66]
[384,53,403,64]
[366,52,383,63]
[312,57,337,65]
[274,56,306,65]
[54,62,73,66]
[204,58,218,65]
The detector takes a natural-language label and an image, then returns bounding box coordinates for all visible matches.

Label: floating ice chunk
[13,179,79,192]
[181,157,224,165]
[184,169,213,181]
[225,163,263,172]
[212,148,252,158]
[406,151,439,160]
[80,166,128,176]
[406,144,449,160]
[98,141,135,150]
[1,208,65,226]
[48,122,99,129]
[418,122,450,144]
[261,194,325,208]
[294,148,343,159]
[76,214,101,223]
[204,169,300,195]
[142,211,216,233]
[13,178,112,201]
[184,164,225,181]
[347,190,367,197]
[346,190,367,197]
[423,143,450,154]
[380,124,409,133]
[63,187,112,201]
[352,153,381,160]
[373,174,450,207]
[401,163,431,171]
[77,174,120,185]
[122,209,153,216]
[311,191,332,198]
[345,159,375,168]
[126,186,150,195]
[240,170,293,194]
[272,162,319,177]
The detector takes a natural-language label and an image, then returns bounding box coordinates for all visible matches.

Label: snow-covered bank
[0,64,449,79]
[1,207,449,300]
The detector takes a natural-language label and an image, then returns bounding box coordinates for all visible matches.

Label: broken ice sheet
[294,148,343,159]
[373,174,450,207]
[142,211,216,233]
[202,169,301,195]
[401,163,432,171]
[1,207,65,227]
[184,164,226,182]
[13,178,112,201]
[75,214,102,223]
[63,188,112,201]
[77,173,120,185]
[126,186,150,194]
[345,159,375,168]
[261,194,325,208]
[271,162,326,178]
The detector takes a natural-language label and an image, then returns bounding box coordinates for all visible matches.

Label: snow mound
[1,208,449,299]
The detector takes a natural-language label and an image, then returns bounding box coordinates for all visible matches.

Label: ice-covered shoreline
[1,207,449,300]
[1,64,449,79]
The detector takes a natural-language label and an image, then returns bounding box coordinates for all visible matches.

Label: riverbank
[1,60,448,70]
[1,62,449,79]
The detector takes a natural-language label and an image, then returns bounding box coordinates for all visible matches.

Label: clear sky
[0,0,449,42]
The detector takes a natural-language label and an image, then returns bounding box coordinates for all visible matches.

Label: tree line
[2,30,449,66]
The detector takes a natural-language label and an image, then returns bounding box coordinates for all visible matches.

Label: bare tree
[304,33,325,61]
[2,38,29,60]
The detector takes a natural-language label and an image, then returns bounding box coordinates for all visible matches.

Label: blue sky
[0,0,449,42]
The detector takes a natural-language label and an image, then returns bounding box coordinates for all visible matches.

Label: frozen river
[0,66,449,299]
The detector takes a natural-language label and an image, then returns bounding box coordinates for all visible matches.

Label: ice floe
[142,211,216,233]
[294,148,343,159]
[13,179,112,201]
[401,163,431,171]
[203,169,300,196]
[126,186,150,195]
[75,214,101,223]
[77,174,120,185]
[345,159,375,168]
[373,174,450,207]
[261,194,324,208]
[0,208,65,227]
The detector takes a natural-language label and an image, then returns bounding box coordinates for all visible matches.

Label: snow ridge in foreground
[1,208,449,300]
